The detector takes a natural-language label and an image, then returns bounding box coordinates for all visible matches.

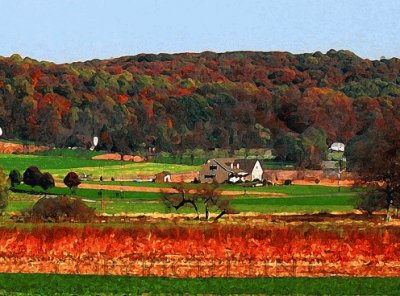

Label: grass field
[0,153,199,180]
[9,184,357,215]
[0,274,398,295]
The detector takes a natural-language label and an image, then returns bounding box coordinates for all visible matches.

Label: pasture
[0,153,199,180]
[9,184,356,215]
[0,274,398,295]
[1,151,357,215]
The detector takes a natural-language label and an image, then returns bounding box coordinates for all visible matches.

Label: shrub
[23,166,42,187]
[284,179,292,185]
[39,172,55,191]
[263,179,273,186]
[315,178,320,184]
[30,196,96,222]
[192,177,200,184]
[9,169,22,187]
[0,167,9,214]
[355,189,386,215]
[64,172,81,191]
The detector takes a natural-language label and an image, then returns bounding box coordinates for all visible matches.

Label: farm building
[155,171,172,183]
[199,158,264,184]
[329,142,345,152]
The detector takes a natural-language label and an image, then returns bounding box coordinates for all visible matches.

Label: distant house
[329,142,345,152]
[78,173,93,181]
[155,171,171,183]
[199,158,264,184]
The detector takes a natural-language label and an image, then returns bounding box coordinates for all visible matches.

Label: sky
[1,0,399,63]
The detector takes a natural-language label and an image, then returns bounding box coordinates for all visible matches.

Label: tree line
[0,50,400,168]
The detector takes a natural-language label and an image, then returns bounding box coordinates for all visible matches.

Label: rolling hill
[0,50,399,167]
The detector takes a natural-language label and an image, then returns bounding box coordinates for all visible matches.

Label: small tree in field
[39,172,55,192]
[162,183,237,221]
[64,172,81,193]
[197,183,238,221]
[23,166,42,188]
[0,167,10,214]
[9,169,22,187]
[162,184,200,219]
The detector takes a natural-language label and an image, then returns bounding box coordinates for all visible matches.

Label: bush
[315,178,320,184]
[63,172,81,191]
[23,166,42,187]
[284,179,292,185]
[0,167,9,214]
[39,172,55,191]
[355,189,386,215]
[263,179,273,186]
[9,170,22,187]
[30,196,96,222]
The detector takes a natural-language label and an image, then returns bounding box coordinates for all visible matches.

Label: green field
[9,184,356,215]
[0,153,198,180]
[1,151,358,215]
[0,273,398,295]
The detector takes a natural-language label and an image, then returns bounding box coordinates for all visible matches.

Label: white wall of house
[251,160,264,181]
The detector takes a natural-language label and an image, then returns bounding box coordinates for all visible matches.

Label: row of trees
[4,167,92,222]
[1,51,400,167]
[9,168,81,192]
[9,167,55,191]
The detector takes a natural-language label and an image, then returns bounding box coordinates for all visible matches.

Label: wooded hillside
[1,50,399,166]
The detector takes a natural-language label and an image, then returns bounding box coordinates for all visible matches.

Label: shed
[155,171,172,183]
[330,142,345,152]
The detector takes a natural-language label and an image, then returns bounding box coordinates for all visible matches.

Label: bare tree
[162,184,200,219]
[162,183,237,221]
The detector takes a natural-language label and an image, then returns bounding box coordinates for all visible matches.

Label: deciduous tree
[8,169,22,187]
[63,172,81,193]
[0,167,9,214]
[23,166,42,188]
[348,126,400,221]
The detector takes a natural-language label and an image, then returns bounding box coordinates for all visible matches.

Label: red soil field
[0,222,399,277]
[0,141,49,154]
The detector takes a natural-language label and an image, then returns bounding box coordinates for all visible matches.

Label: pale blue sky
[1,0,399,63]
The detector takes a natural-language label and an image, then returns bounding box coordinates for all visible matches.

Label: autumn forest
[1,50,399,167]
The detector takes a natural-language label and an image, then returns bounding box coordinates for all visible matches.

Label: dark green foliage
[347,124,400,219]
[8,169,22,187]
[354,189,386,215]
[0,167,9,213]
[63,171,81,191]
[38,172,55,191]
[23,166,42,187]
[30,196,95,222]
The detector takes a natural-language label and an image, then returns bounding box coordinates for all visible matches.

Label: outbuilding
[155,171,172,183]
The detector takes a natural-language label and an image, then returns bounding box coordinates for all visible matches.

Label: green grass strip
[0,274,399,295]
